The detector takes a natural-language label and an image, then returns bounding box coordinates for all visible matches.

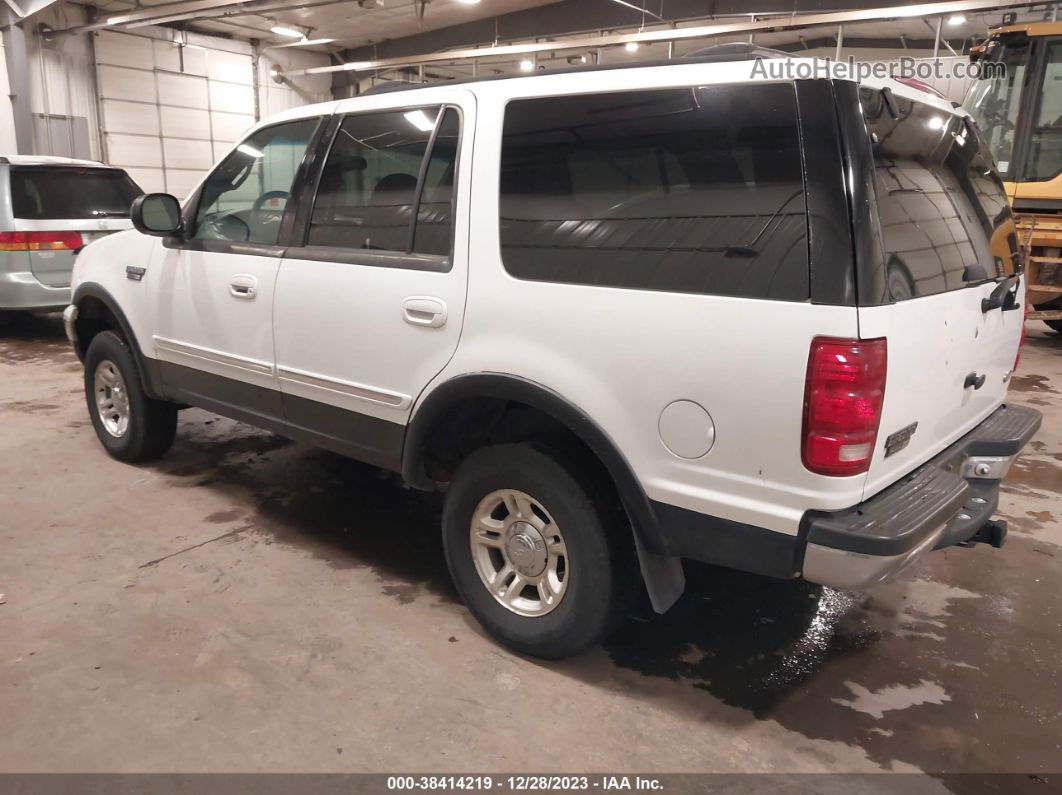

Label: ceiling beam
[283,0,1043,77]
[43,0,283,37]
[122,0,343,29]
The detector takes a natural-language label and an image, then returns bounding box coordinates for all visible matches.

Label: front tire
[442,443,628,659]
[84,330,177,462]
[1045,318,1062,334]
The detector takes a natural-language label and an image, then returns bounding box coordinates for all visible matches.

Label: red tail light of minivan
[0,231,84,251]
[802,337,888,477]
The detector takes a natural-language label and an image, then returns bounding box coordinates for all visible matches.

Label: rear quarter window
[10,167,142,220]
[498,83,810,301]
[859,87,1017,302]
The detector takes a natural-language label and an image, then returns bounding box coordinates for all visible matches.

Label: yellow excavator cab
[965,20,1062,330]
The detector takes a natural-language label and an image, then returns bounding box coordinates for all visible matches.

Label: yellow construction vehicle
[966,20,1062,332]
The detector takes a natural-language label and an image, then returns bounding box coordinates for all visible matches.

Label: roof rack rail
[361,80,421,96]
[682,42,791,61]
[345,48,797,97]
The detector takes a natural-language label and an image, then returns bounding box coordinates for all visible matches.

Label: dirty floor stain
[3,315,1061,777]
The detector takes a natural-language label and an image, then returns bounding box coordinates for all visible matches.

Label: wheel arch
[403,373,685,611]
[404,376,653,531]
[72,283,166,400]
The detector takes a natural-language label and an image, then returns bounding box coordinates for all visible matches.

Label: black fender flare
[403,373,667,555]
[71,283,166,400]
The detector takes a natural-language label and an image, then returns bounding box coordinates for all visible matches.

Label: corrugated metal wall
[24,4,102,159]
[18,16,331,195]
[0,33,17,152]
[95,30,259,196]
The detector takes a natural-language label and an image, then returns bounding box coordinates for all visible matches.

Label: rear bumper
[801,403,1042,590]
[0,271,71,311]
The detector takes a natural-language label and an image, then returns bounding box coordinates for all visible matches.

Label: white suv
[65,57,1041,658]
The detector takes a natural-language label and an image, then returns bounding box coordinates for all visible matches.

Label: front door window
[192,119,319,244]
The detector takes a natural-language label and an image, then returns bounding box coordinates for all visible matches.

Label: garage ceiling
[84,0,565,49]
[52,0,1057,73]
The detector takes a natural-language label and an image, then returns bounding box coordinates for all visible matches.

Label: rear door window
[498,83,809,300]
[10,167,142,220]
[860,87,1016,301]
[308,106,458,256]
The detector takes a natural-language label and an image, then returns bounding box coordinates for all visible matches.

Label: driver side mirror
[132,193,183,238]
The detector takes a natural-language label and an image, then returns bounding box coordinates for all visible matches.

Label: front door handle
[229,274,257,300]
[964,371,987,390]
[402,297,447,328]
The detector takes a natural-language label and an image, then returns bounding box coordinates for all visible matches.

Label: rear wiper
[981,274,1020,313]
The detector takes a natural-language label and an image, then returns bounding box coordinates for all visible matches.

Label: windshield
[10,167,142,220]
[963,39,1030,179]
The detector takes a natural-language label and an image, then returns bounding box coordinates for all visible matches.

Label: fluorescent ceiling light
[271,25,304,38]
[927,116,944,130]
[625,41,640,52]
[287,37,334,46]
[455,0,481,4]
[237,143,265,158]
[404,110,436,132]
[519,59,534,71]
[947,14,966,25]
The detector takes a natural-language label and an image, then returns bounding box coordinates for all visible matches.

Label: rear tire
[442,443,630,659]
[84,330,177,462]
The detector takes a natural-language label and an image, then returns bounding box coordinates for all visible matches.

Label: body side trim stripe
[157,361,404,471]
[277,365,409,408]
[152,336,274,377]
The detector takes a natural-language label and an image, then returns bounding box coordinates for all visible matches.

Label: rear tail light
[1014,298,1029,372]
[802,337,888,477]
[0,231,84,252]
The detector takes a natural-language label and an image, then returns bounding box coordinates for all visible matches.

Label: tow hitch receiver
[958,519,1008,549]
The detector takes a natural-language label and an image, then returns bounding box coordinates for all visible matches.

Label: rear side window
[498,83,809,300]
[860,88,1017,301]
[10,167,142,220]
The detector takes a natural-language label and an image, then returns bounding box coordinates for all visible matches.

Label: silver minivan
[1,156,141,314]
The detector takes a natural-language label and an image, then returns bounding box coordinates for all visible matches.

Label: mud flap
[633,531,685,613]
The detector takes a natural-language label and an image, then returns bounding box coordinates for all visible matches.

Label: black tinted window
[194,119,319,245]
[861,88,1016,301]
[309,106,456,255]
[499,84,809,299]
[11,167,142,220]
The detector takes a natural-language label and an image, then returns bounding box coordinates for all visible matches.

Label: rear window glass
[10,167,142,220]
[499,83,809,300]
[860,88,1017,301]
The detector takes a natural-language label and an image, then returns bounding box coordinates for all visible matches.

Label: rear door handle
[981,275,1018,313]
[402,297,447,328]
[229,274,257,300]
[964,371,987,390]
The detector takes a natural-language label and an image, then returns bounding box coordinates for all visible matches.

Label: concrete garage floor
[1,315,1060,778]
